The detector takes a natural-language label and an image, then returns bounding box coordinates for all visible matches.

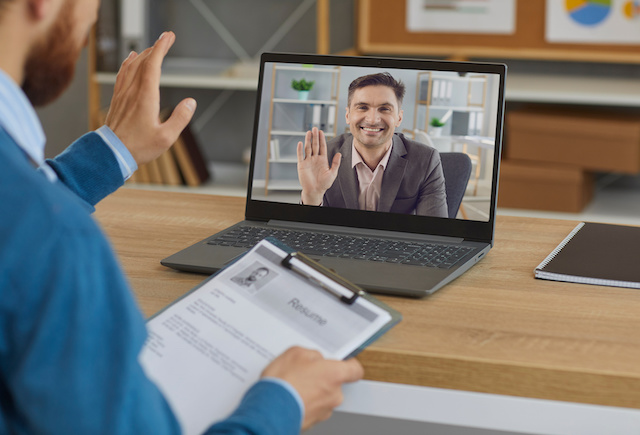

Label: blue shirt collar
[0,68,46,166]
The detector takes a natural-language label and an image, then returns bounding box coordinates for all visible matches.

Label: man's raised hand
[105,32,196,166]
[296,127,341,205]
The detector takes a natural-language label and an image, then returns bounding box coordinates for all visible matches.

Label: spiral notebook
[535,222,640,289]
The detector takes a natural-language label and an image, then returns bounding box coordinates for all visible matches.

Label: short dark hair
[347,72,406,107]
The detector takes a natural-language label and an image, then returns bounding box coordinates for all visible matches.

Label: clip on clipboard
[282,252,363,305]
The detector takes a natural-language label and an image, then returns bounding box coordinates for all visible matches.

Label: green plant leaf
[430,117,445,127]
[291,78,315,91]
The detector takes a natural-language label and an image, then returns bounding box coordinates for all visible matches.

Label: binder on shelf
[468,112,476,136]
[120,0,147,60]
[432,79,441,104]
[320,104,327,131]
[451,111,470,136]
[445,80,453,103]
[141,238,401,435]
[269,138,280,161]
[535,222,640,289]
[304,105,313,130]
[96,0,120,72]
[327,105,336,131]
[312,104,322,128]
[475,112,484,136]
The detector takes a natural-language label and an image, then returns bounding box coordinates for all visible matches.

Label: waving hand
[296,128,341,206]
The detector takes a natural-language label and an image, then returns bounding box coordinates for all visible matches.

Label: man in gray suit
[297,72,448,217]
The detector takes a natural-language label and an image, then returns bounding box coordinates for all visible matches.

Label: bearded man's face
[22,0,99,107]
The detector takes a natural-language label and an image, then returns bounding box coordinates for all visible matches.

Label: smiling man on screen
[297,72,448,217]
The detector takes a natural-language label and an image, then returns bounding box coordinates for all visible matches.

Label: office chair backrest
[439,152,472,218]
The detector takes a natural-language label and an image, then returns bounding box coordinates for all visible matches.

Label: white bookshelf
[97,64,640,107]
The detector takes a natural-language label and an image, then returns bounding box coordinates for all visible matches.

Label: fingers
[161,98,197,146]
[311,127,320,156]
[112,51,137,99]
[330,152,342,174]
[303,129,312,160]
[296,141,304,163]
[140,31,176,92]
[318,129,327,156]
[303,127,328,159]
[107,51,139,123]
[115,46,152,99]
[112,32,174,104]
[339,358,365,383]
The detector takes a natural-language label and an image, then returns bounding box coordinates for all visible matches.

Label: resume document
[140,239,398,435]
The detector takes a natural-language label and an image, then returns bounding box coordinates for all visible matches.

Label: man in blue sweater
[0,0,363,433]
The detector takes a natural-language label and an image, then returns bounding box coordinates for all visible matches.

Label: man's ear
[396,109,403,127]
[345,106,350,125]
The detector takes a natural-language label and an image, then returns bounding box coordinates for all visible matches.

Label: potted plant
[291,78,314,100]
[429,117,446,136]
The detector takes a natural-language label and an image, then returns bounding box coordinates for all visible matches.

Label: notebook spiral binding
[535,222,585,271]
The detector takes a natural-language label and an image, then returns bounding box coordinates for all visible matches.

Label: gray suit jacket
[324,133,448,217]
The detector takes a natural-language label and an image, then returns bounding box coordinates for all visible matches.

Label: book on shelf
[180,122,210,184]
[135,161,150,184]
[156,149,182,186]
[535,222,640,289]
[172,137,200,187]
[146,158,163,184]
[122,108,209,187]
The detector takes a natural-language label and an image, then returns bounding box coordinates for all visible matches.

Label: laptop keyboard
[207,227,474,269]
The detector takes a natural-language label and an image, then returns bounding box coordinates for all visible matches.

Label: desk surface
[95,188,640,410]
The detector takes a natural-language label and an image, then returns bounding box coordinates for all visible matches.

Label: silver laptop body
[162,52,506,298]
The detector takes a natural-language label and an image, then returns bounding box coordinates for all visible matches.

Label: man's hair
[347,72,406,107]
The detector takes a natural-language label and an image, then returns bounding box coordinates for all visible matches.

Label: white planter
[297,90,310,100]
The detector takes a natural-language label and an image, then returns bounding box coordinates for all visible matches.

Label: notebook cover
[535,222,640,288]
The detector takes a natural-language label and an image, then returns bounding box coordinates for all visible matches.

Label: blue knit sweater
[0,129,301,434]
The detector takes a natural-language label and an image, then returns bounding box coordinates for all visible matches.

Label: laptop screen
[246,53,505,243]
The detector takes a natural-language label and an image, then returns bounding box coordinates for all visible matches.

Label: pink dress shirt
[352,142,393,211]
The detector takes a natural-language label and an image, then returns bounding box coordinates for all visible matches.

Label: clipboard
[140,237,401,435]
[272,238,402,358]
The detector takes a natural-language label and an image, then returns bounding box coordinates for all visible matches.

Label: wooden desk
[95,188,640,413]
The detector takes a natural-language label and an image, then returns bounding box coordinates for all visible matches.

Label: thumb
[339,358,364,383]
[329,153,342,177]
[162,98,197,142]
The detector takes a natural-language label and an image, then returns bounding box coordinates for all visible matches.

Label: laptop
[161,52,506,298]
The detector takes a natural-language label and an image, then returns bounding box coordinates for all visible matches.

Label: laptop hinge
[266,220,464,243]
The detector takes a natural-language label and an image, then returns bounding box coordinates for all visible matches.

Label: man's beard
[22,1,80,107]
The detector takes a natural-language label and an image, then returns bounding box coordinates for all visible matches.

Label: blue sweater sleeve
[0,192,180,434]
[45,131,124,208]
[206,380,302,435]
[0,133,303,435]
